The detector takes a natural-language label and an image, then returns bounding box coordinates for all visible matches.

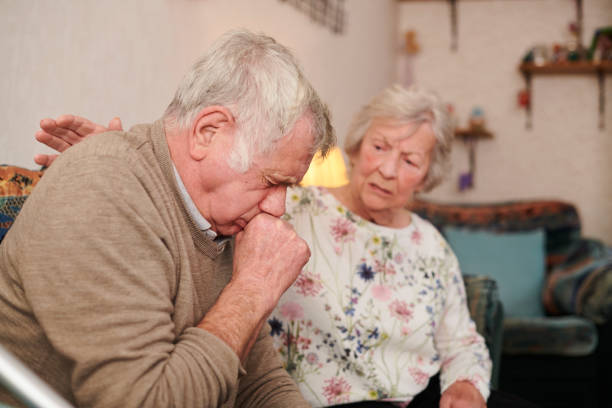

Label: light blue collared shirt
[172,164,218,240]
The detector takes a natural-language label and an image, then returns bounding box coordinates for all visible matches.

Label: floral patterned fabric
[268,186,491,407]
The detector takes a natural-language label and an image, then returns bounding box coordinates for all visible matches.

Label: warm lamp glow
[300,147,349,188]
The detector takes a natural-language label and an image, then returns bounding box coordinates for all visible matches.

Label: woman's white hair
[164,29,335,172]
[344,84,453,192]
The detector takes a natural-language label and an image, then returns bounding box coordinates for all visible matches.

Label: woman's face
[349,117,437,215]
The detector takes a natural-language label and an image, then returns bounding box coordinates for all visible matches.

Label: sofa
[410,198,612,408]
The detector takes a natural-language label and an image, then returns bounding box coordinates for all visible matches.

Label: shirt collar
[172,164,217,239]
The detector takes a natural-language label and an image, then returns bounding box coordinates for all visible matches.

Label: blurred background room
[1,1,611,407]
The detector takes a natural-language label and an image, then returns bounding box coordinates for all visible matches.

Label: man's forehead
[259,114,316,182]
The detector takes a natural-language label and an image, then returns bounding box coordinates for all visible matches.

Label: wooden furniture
[519,61,612,129]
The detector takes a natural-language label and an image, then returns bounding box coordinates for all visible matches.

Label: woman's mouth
[369,183,391,195]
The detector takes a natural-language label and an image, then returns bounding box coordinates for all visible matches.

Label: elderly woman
[34,85,535,408]
[268,85,491,408]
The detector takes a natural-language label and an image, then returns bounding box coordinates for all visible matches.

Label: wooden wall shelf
[520,61,612,74]
[520,61,611,130]
[455,127,494,140]
[399,0,608,129]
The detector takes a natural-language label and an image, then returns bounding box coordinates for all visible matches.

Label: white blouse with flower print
[268,186,491,407]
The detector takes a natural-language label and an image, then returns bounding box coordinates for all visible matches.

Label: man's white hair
[164,29,334,172]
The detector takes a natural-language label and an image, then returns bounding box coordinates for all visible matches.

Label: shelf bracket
[598,69,605,130]
[522,71,532,130]
[450,0,458,52]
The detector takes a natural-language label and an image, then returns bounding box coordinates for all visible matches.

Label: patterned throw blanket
[544,238,612,325]
[0,165,44,242]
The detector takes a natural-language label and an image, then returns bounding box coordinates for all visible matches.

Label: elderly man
[0,29,334,407]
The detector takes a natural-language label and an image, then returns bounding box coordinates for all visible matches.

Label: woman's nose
[378,153,398,179]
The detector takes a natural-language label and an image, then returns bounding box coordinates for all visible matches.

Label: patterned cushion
[502,316,598,356]
[0,165,44,243]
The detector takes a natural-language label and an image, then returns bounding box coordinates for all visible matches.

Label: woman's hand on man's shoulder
[34,115,123,167]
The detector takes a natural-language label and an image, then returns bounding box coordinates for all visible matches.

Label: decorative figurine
[455,107,493,192]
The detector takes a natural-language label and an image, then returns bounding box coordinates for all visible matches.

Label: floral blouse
[268,186,491,407]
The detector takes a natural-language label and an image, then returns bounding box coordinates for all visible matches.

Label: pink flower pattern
[371,284,392,301]
[279,301,304,320]
[374,259,397,276]
[330,217,356,243]
[306,352,319,365]
[411,229,422,244]
[297,336,311,351]
[323,376,351,404]
[409,367,429,386]
[295,271,323,297]
[389,300,413,323]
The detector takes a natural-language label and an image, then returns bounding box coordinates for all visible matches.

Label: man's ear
[189,106,235,161]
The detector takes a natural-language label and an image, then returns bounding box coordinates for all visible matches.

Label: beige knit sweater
[0,120,309,408]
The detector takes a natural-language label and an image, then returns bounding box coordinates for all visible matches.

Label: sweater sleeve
[235,324,310,408]
[13,154,244,407]
[434,243,492,401]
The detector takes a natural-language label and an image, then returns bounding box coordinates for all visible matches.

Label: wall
[398,0,612,243]
[0,0,396,169]
[1,0,610,244]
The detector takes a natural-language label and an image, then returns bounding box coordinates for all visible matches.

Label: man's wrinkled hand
[232,213,310,313]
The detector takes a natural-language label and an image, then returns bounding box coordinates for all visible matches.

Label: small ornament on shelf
[458,173,473,192]
[517,89,530,109]
[404,30,420,55]
[552,43,569,63]
[468,106,485,130]
[589,26,612,62]
[454,107,493,192]
[523,45,550,66]
[398,30,420,87]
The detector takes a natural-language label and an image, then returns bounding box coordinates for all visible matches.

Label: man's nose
[260,185,287,217]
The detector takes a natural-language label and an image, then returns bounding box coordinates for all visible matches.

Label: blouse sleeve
[434,241,492,401]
